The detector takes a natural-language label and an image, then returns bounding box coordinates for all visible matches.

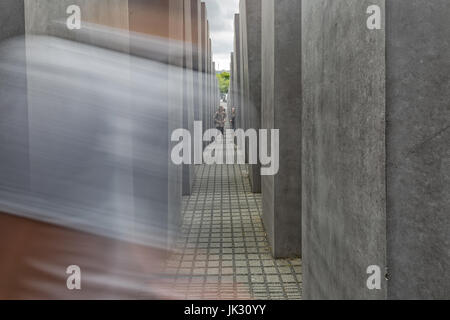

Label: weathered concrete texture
[208,38,214,130]
[200,3,207,131]
[302,0,386,299]
[260,0,302,260]
[233,14,242,129]
[182,0,195,195]
[0,0,25,41]
[385,0,450,300]
[207,36,212,129]
[238,13,246,132]
[302,0,449,300]
[239,0,262,193]
[0,0,28,192]
[229,52,234,108]
[212,60,217,118]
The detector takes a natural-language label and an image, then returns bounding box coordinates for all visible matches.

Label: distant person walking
[214,106,226,135]
[230,107,236,130]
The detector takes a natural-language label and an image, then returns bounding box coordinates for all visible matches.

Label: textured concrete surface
[385,0,450,299]
[182,0,195,195]
[302,0,386,299]
[206,23,210,130]
[229,52,234,108]
[261,0,302,259]
[302,0,449,300]
[239,13,246,133]
[200,4,207,128]
[208,37,213,128]
[0,0,25,41]
[212,60,217,116]
[233,14,242,128]
[239,0,262,193]
[0,0,28,192]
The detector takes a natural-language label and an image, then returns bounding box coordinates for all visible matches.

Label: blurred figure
[0,29,191,299]
[230,107,236,130]
[214,106,227,135]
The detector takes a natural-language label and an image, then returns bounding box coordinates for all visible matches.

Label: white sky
[204,0,239,71]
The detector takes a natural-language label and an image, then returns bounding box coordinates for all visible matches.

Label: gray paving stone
[163,139,302,299]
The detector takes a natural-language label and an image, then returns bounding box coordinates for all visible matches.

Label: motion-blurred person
[214,106,227,136]
[230,107,236,130]
[0,27,189,299]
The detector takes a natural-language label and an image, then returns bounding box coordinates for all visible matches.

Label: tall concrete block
[212,61,218,111]
[385,0,450,300]
[0,0,29,192]
[206,33,210,129]
[208,37,213,129]
[200,3,207,130]
[229,52,234,107]
[213,64,216,111]
[239,0,262,193]
[261,0,302,259]
[238,14,246,132]
[302,0,386,300]
[182,0,195,195]
[0,0,25,41]
[232,14,242,128]
[302,0,449,300]
[206,22,209,130]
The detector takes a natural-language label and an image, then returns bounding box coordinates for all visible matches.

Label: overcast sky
[204,0,239,71]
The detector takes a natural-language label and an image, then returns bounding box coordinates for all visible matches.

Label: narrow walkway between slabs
[162,132,302,300]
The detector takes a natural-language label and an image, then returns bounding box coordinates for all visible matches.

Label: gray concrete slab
[208,37,213,129]
[229,52,234,108]
[302,0,449,300]
[385,0,450,300]
[201,3,207,131]
[302,0,386,299]
[239,0,262,193]
[213,61,217,114]
[233,14,242,129]
[0,0,25,41]
[261,0,302,260]
[182,0,195,195]
[207,35,211,129]
[239,12,246,132]
[0,0,28,192]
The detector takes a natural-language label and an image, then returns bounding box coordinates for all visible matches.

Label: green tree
[216,71,230,95]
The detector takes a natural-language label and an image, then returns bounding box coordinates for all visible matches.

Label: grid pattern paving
[162,159,302,300]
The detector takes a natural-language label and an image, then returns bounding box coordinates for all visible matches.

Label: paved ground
[162,135,302,300]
